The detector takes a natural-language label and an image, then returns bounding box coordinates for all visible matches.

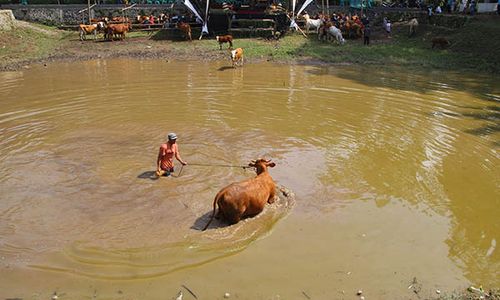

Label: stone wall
[0,4,176,25]
[0,9,15,30]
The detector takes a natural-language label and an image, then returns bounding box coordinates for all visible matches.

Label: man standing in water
[156,133,187,177]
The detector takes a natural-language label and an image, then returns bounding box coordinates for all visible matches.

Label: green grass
[0,22,70,63]
[165,15,499,73]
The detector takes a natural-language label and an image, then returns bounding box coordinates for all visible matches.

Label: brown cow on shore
[110,16,129,23]
[105,23,131,41]
[202,158,277,231]
[216,35,233,49]
[177,22,192,41]
[431,37,450,49]
[90,17,108,24]
[79,22,105,41]
[136,15,150,24]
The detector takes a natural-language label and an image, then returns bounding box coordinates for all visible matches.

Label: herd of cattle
[79,21,131,41]
[299,12,422,44]
[78,14,187,41]
[298,12,369,44]
[77,12,368,43]
[78,11,425,45]
[79,19,243,66]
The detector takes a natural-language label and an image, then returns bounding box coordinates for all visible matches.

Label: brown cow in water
[230,47,244,67]
[177,21,192,41]
[202,158,277,231]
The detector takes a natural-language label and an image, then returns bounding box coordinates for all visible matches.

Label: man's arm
[175,150,187,165]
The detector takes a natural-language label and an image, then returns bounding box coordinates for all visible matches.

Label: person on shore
[363,24,371,45]
[448,0,455,13]
[361,14,369,26]
[469,0,476,15]
[383,17,391,38]
[462,0,469,14]
[156,133,187,177]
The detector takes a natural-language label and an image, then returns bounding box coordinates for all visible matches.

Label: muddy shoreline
[0,31,355,72]
[0,47,341,72]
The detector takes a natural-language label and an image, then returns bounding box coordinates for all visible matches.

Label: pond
[0,59,498,299]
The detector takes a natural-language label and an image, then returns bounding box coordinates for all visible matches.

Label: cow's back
[217,174,275,220]
[116,24,130,34]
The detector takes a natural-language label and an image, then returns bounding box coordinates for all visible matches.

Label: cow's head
[96,21,105,31]
[249,158,275,175]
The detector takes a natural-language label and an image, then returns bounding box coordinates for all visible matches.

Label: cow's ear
[267,162,276,168]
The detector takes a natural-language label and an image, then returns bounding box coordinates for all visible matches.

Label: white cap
[167,133,177,140]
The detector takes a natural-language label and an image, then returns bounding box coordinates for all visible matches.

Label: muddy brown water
[0,59,498,299]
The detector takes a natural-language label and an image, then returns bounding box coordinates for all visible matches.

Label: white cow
[302,13,323,34]
[326,25,345,45]
[408,18,419,37]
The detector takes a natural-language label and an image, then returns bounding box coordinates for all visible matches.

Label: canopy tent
[289,0,314,30]
[183,0,210,39]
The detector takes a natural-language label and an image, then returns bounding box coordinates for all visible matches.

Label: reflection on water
[0,60,498,296]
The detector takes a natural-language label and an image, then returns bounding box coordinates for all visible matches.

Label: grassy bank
[1,15,499,73]
[221,15,500,73]
[0,21,71,66]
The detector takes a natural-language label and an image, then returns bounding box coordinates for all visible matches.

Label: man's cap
[168,133,177,140]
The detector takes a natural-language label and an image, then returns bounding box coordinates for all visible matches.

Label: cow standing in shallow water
[202,159,277,231]
[230,47,244,67]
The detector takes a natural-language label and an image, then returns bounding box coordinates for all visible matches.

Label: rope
[188,163,253,169]
[177,164,184,177]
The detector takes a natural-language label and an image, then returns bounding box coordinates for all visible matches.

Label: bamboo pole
[286,13,308,38]
[121,3,137,11]
[121,3,137,22]
[78,3,96,24]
